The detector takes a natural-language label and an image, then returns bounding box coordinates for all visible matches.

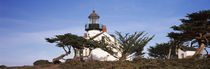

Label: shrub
[133,57,146,61]
[0,65,7,69]
[53,60,61,64]
[33,60,52,65]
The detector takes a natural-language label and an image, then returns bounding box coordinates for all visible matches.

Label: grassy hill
[2,58,210,69]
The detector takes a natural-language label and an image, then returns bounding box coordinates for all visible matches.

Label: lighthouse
[85,10,105,38]
[76,10,122,61]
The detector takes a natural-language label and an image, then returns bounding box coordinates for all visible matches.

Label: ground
[2,58,210,69]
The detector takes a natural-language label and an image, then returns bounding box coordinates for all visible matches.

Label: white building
[75,10,122,61]
[177,47,197,59]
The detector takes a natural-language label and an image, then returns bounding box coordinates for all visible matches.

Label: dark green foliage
[33,60,52,65]
[53,60,61,64]
[46,33,86,49]
[46,33,109,49]
[46,33,117,61]
[0,65,7,69]
[168,10,210,47]
[116,31,154,60]
[148,42,176,59]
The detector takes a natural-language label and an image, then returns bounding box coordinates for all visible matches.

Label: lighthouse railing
[85,24,103,31]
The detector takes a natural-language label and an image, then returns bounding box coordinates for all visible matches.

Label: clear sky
[0,0,210,66]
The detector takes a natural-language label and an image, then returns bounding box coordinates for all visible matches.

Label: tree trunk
[193,33,206,58]
[62,47,67,53]
[204,48,208,57]
[73,48,77,60]
[119,54,126,61]
[79,49,83,61]
[52,52,70,63]
[79,49,93,61]
[175,45,178,55]
[81,49,92,57]
[167,46,172,59]
[193,43,205,56]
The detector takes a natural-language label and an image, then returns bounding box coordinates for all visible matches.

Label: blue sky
[0,0,210,66]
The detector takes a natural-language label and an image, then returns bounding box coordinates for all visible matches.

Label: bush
[133,57,146,61]
[33,60,52,65]
[53,60,61,64]
[0,65,7,69]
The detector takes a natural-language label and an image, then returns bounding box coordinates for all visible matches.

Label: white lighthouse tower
[75,10,122,61]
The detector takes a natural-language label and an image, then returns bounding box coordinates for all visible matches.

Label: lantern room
[85,10,103,31]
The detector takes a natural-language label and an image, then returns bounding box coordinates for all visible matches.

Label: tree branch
[62,46,68,53]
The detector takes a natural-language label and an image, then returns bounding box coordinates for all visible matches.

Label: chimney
[84,33,87,38]
[102,25,107,32]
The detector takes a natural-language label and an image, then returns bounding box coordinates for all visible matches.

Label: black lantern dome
[85,10,102,31]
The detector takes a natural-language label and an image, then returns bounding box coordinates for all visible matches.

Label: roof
[88,10,100,19]
[180,46,197,51]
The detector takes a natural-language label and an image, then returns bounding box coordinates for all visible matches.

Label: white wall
[91,48,117,61]
[185,51,195,57]
[89,32,122,61]
[87,30,101,37]
[178,49,196,59]
[178,49,185,59]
